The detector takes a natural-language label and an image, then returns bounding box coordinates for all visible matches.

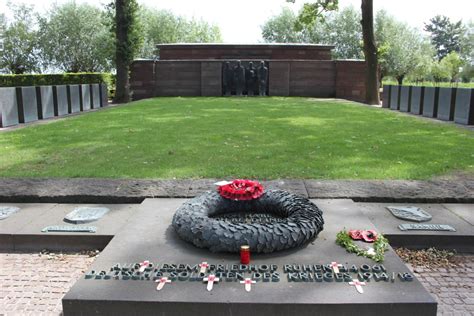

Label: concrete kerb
[0,178,472,204]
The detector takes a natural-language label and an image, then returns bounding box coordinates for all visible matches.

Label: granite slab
[63,198,436,316]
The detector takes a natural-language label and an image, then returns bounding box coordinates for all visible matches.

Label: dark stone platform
[0,178,472,204]
[63,198,436,316]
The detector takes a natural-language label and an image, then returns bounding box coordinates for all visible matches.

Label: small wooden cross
[330,261,342,274]
[199,261,210,274]
[349,279,366,294]
[203,274,220,291]
[240,278,256,292]
[138,260,150,273]
[155,277,171,291]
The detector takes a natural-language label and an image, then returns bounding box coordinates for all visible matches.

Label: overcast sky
[1,0,472,42]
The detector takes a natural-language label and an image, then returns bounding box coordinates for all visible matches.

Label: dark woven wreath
[172,190,324,253]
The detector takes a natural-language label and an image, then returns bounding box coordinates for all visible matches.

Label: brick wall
[158,44,334,61]
[130,59,368,102]
[335,60,367,103]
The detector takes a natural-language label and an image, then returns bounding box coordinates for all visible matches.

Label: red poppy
[349,229,363,240]
[218,179,264,201]
[361,230,378,242]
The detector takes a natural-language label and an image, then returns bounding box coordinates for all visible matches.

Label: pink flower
[349,229,363,240]
[361,230,378,243]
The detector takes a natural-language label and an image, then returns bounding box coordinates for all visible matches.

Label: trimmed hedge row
[0,73,114,89]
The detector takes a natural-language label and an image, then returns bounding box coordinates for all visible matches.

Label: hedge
[0,73,114,89]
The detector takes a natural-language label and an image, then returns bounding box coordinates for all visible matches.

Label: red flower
[349,230,363,240]
[361,230,378,242]
[218,179,264,201]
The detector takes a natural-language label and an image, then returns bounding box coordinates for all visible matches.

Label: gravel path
[0,251,472,315]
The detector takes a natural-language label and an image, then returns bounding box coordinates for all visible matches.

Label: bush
[0,72,115,98]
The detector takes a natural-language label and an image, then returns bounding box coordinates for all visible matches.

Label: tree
[111,0,143,104]
[440,51,463,82]
[0,3,39,74]
[139,7,222,59]
[424,15,465,61]
[262,6,363,59]
[37,2,114,72]
[293,0,379,104]
[375,10,435,84]
[261,7,305,43]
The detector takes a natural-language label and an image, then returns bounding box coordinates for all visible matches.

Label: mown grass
[0,97,472,179]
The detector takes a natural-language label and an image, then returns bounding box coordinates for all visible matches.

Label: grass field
[0,97,473,179]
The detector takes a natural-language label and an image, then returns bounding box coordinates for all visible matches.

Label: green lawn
[0,97,473,179]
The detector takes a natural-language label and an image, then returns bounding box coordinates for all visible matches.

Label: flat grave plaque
[81,84,91,110]
[63,199,437,316]
[0,206,20,220]
[42,225,97,233]
[40,86,55,119]
[0,87,19,127]
[64,206,110,224]
[386,206,432,222]
[21,86,39,123]
[398,223,456,232]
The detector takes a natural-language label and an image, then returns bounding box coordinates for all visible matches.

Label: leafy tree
[375,10,434,84]
[261,6,363,59]
[0,3,39,74]
[261,7,305,43]
[37,2,114,72]
[138,7,222,59]
[424,15,465,61]
[294,0,379,104]
[111,0,143,104]
[439,51,463,82]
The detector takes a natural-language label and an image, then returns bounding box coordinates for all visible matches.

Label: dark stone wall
[130,59,367,102]
[335,60,367,103]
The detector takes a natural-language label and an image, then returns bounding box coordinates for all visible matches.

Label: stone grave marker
[398,223,456,232]
[386,206,432,222]
[100,84,108,107]
[410,86,423,115]
[399,86,411,112]
[91,84,101,109]
[0,87,19,127]
[56,85,69,116]
[69,85,81,113]
[81,84,91,111]
[21,86,39,123]
[40,86,55,119]
[0,206,20,220]
[389,85,400,110]
[437,87,455,121]
[42,225,97,233]
[422,87,438,118]
[64,206,110,224]
[454,88,474,125]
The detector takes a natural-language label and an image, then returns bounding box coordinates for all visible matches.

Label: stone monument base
[63,198,436,316]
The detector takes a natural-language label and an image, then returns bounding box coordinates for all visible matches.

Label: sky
[1,0,473,42]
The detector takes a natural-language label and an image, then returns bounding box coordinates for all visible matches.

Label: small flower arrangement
[336,229,389,262]
[217,179,264,201]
